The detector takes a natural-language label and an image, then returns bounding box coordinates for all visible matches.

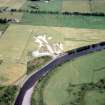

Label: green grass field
[21,0,105,29]
[22,13,105,29]
[42,49,105,105]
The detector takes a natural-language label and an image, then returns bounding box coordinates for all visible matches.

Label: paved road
[22,86,34,105]
[14,42,105,105]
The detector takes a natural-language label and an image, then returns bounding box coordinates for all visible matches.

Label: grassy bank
[27,56,51,74]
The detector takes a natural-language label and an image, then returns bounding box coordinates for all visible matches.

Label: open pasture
[85,90,105,105]
[43,49,105,105]
[22,13,105,29]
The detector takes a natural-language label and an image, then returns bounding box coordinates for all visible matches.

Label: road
[14,42,105,105]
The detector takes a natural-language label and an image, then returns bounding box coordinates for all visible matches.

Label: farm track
[14,41,105,105]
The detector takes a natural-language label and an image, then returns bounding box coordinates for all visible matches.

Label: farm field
[22,0,105,29]
[0,24,31,85]
[1,0,105,105]
[42,49,105,105]
[0,12,23,20]
[62,0,105,13]
[0,0,26,9]
[90,0,105,13]
[23,0,105,13]
[62,0,90,13]
[22,13,105,29]
[22,0,62,12]
[0,24,105,85]
[85,90,105,105]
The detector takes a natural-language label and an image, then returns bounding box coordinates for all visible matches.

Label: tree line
[0,7,105,17]
[0,18,9,24]
[0,18,15,24]
[10,8,105,16]
[0,9,105,24]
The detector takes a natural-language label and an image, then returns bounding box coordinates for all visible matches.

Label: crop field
[0,24,8,32]
[23,0,105,13]
[0,12,23,20]
[42,49,105,105]
[7,24,105,51]
[0,0,26,9]
[22,0,62,12]
[0,24,105,85]
[62,0,105,13]
[89,0,105,13]
[62,0,90,13]
[22,0,105,29]
[22,13,105,29]
[0,25,31,85]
